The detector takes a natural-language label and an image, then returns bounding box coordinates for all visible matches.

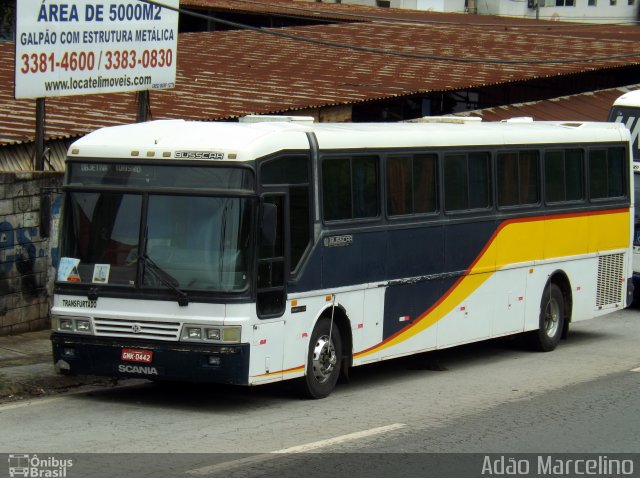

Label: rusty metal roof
[2,18,640,147]
[456,84,640,122]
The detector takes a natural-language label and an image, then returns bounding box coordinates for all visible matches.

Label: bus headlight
[52,315,93,334]
[186,327,202,339]
[181,325,241,343]
[206,328,221,340]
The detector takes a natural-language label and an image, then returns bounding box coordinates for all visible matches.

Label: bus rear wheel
[527,283,565,352]
[299,318,342,399]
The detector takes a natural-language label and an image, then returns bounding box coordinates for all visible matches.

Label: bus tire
[299,318,342,399]
[527,283,565,352]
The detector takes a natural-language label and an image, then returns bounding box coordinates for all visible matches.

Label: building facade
[331,0,638,23]
[477,0,638,23]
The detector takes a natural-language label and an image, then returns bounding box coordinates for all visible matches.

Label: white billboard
[15,0,179,99]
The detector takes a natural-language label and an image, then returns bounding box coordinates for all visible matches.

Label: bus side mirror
[260,202,277,247]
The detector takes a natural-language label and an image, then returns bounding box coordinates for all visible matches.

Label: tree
[0,0,16,42]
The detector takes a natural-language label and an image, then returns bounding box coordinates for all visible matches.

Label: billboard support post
[136,90,149,123]
[35,97,45,171]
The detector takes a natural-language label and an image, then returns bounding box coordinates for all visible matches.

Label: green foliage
[0,0,16,42]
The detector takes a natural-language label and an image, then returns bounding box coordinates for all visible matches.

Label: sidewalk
[0,330,114,402]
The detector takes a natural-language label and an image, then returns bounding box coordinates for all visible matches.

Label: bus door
[256,192,289,318]
[252,192,289,381]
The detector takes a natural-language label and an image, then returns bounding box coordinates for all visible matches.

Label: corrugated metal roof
[0,139,69,172]
[455,84,640,122]
[2,19,640,147]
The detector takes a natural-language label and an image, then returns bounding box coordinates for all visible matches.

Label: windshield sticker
[92,264,111,284]
[57,257,81,282]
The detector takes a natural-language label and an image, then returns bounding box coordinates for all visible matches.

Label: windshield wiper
[141,254,189,307]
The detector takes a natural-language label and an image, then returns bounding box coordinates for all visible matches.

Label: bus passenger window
[323,159,351,221]
[444,152,490,212]
[545,149,584,203]
[387,154,437,216]
[589,148,626,199]
[497,150,539,207]
[322,156,379,221]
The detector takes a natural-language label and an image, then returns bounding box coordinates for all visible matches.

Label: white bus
[609,90,640,303]
[51,118,633,398]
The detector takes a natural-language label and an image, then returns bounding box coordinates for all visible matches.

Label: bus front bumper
[51,333,250,385]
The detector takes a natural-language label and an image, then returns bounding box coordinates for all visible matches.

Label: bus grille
[596,253,624,308]
[93,318,181,341]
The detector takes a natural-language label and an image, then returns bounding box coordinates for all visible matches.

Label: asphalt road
[1,309,639,477]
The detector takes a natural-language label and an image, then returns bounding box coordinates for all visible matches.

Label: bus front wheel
[299,318,342,399]
[528,283,565,352]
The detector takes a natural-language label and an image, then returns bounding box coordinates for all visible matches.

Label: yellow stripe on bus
[354,208,629,359]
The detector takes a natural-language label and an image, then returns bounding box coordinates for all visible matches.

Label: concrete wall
[394,0,466,12]
[0,172,63,336]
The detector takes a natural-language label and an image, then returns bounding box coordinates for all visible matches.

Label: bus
[609,90,640,303]
[51,117,634,398]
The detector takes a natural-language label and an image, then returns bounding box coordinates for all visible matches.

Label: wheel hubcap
[312,334,337,384]
[544,297,560,337]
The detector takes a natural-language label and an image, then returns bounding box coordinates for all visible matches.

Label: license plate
[121,348,153,363]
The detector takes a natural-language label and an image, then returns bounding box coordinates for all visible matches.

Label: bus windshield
[58,163,254,294]
[608,105,640,163]
[609,104,640,244]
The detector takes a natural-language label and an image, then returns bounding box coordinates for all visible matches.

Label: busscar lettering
[323,235,353,248]
[175,151,224,160]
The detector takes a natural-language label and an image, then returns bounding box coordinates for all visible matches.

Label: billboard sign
[15,0,179,99]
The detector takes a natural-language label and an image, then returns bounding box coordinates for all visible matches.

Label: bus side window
[387,154,438,216]
[444,151,491,212]
[322,156,379,221]
[589,147,626,200]
[544,149,584,203]
[497,150,540,207]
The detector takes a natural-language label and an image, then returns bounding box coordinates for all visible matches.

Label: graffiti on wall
[0,192,62,299]
[0,220,43,297]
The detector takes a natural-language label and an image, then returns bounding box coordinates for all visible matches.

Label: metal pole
[35,97,45,171]
[136,90,149,122]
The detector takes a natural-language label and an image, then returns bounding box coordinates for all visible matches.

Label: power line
[140,0,640,65]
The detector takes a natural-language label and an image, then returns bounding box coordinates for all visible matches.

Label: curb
[0,363,117,403]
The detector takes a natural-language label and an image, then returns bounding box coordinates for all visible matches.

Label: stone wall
[0,172,64,335]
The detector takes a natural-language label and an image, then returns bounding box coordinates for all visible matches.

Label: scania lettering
[118,365,158,375]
